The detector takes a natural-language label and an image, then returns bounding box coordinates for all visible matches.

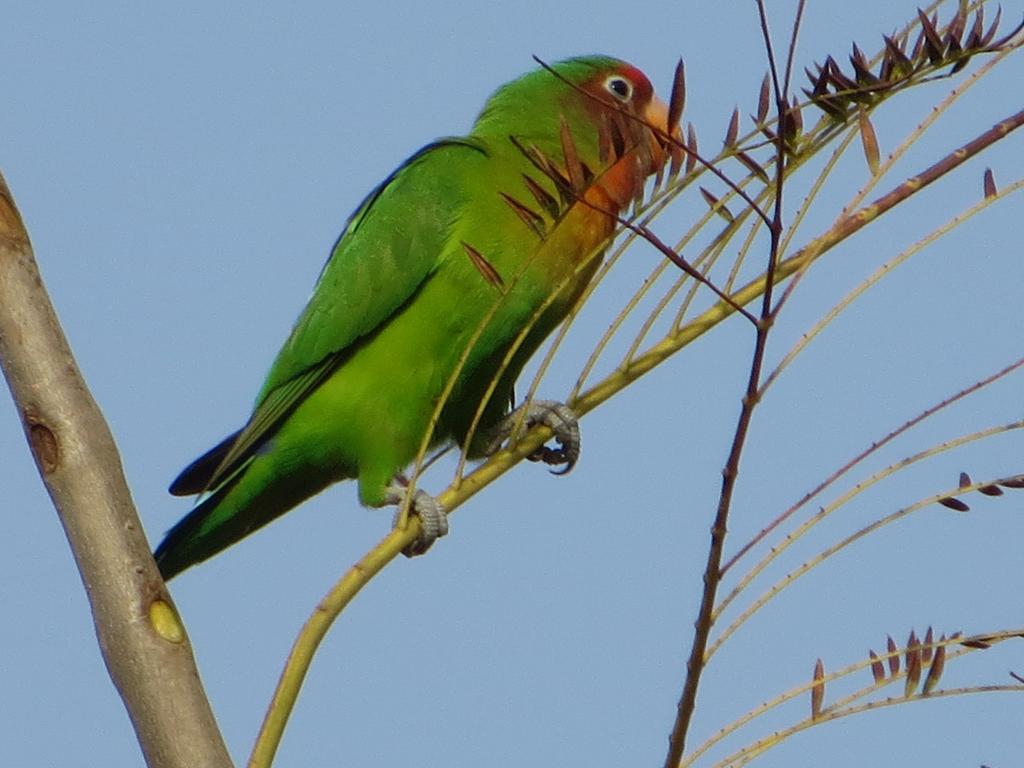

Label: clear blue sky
[3,2,1022,766]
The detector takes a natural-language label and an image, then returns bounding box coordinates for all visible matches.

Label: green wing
[202,138,488,492]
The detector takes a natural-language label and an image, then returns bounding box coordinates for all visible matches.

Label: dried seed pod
[521,174,560,219]
[960,637,992,649]
[559,118,587,195]
[510,137,573,204]
[736,151,769,183]
[966,8,985,49]
[887,635,900,675]
[787,97,804,138]
[461,242,505,291]
[667,138,685,181]
[700,187,734,222]
[757,74,771,123]
[917,9,946,64]
[500,193,546,239]
[684,123,698,176]
[904,630,922,697]
[668,59,686,135]
[811,658,825,719]
[858,108,880,175]
[724,107,740,148]
[910,23,927,60]
[938,496,969,512]
[825,56,860,99]
[850,43,878,86]
[869,650,886,683]
[923,640,946,694]
[945,6,968,47]
[882,34,913,79]
[980,7,1002,47]
[597,113,615,166]
[984,168,997,198]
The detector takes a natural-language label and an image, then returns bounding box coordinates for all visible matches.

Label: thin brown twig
[662,5,797,766]
[782,0,808,98]
[663,15,1024,765]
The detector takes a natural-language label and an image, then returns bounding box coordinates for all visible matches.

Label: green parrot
[155,55,675,580]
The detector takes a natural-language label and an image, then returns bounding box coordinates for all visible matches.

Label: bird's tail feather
[155,462,250,580]
[156,451,338,580]
[168,428,242,496]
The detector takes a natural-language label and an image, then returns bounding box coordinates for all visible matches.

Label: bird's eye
[604,76,633,102]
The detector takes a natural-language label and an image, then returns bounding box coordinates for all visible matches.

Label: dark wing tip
[168,429,241,496]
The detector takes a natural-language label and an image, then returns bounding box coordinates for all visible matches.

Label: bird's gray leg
[485,399,581,475]
[386,476,448,557]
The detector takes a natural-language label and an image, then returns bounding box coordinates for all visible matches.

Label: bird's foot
[387,480,448,557]
[486,399,581,475]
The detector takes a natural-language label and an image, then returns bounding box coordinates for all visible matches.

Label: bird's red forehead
[598,62,654,103]
[618,64,652,94]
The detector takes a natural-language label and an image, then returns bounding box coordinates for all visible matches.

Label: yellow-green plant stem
[247,420,557,768]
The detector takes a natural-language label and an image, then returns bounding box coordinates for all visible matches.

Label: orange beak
[643,95,683,173]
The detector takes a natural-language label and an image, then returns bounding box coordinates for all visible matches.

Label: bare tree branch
[0,171,232,768]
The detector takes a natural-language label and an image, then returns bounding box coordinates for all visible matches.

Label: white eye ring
[604,75,633,102]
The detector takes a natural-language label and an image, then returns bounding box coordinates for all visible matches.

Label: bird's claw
[388,484,448,557]
[487,399,580,475]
